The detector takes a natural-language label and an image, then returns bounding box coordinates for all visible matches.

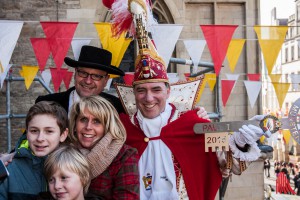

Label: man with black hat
[36,45,125,114]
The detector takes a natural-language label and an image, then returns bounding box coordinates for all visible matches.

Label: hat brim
[64,57,124,76]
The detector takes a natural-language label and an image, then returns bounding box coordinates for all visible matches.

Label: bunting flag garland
[0,64,12,88]
[254,26,288,74]
[244,80,262,108]
[0,61,3,74]
[221,80,236,107]
[41,69,52,87]
[50,67,64,92]
[94,22,131,69]
[150,24,183,68]
[206,73,217,91]
[19,65,39,90]
[269,74,282,83]
[225,73,239,88]
[41,22,78,69]
[225,73,240,81]
[30,38,51,72]
[200,25,238,76]
[62,70,73,90]
[282,129,291,145]
[226,39,245,72]
[71,38,92,60]
[247,73,260,81]
[272,82,290,108]
[183,40,206,73]
[0,20,23,77]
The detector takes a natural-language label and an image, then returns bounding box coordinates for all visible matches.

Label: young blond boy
[0,101,68,199]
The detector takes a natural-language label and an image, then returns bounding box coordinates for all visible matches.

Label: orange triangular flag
[200,25,238,75]
[254,26,288,74]
[269,74,282,83]
[19,65,39,90]
[226,39,245,72]
[206,73,217,91]
[0,61,3,74]
[94,22,131,76]
[272,83,290,108]
[282,129,291,145]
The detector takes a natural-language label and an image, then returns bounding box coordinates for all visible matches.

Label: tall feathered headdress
[108,0,168,85]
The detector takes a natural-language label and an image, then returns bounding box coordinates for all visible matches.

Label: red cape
[120,110,222,200]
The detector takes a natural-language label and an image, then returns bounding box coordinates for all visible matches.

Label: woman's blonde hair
[44,145,91,194]
[69,96,126,144]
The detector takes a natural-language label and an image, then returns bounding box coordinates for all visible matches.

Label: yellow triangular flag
[272,83,290,108]
[254,26,288,74]
[226,39,245,72]
[282,129,291,145]
[94,22,132,77]
[0,61,3,74]
[205,73,216,91]
[19,65,39,90]
[269,74,282,83]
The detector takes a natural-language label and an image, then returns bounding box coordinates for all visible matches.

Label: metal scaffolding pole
[0,73,53,152]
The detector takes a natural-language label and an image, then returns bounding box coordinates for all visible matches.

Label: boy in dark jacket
[0,101,68,200]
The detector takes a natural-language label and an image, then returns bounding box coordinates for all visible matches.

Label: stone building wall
[0,0,263,199]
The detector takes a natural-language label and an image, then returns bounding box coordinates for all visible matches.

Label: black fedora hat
[64,45,124,76]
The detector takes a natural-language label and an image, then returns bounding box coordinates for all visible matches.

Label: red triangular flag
[200,25,238,76]
[30,38,51,72]
[50,67,64,92]
[41,22,78,69]
[247,73,260,81]
[63,70,73,89]
[221,80,235,107]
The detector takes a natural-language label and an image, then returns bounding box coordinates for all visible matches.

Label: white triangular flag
[104,78,112,91]
[150,25,183,68]
[183,40,206,73]
[0,64,12,88]
[0,20,23,74]
[41,69,52,87]
[71,38,92,60]
[244,80,262,108]
[225,73,240,81]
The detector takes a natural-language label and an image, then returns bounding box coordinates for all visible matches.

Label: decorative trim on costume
[228,134,261,162]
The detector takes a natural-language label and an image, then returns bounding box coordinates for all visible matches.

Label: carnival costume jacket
[120,108,223,200]
[36,86,125,114]
[0,134,47,200]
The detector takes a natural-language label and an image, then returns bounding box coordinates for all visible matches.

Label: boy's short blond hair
[44,145,91,194]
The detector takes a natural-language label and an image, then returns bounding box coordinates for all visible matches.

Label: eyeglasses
[76,69,107,81]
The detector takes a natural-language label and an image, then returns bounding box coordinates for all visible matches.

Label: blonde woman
[69,96,139,199]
